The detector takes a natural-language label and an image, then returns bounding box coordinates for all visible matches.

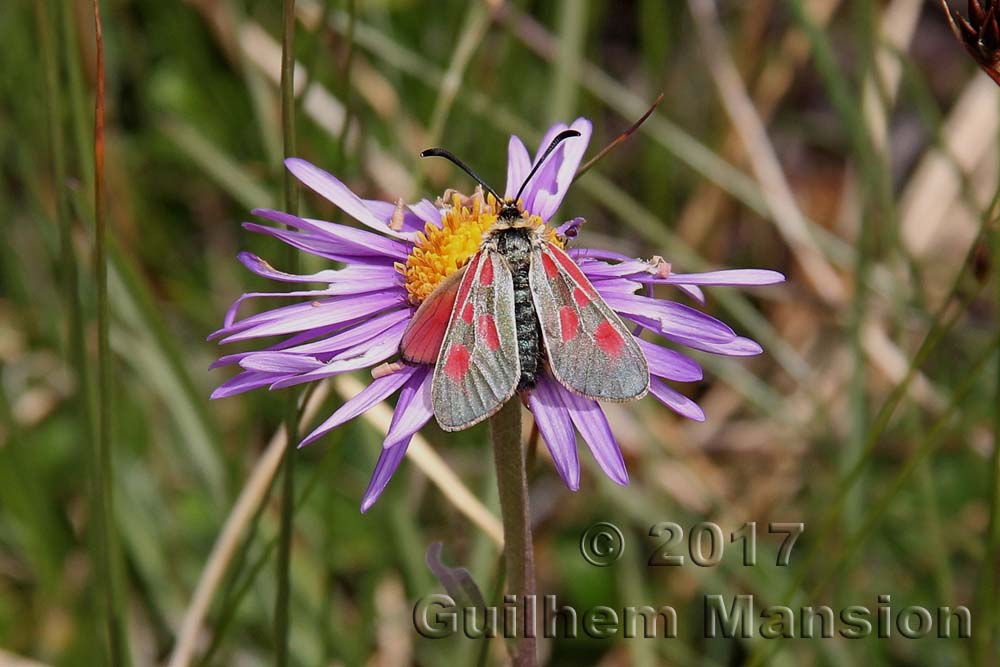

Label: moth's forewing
[529,242,649,401]
[432,251,521,431]
[400,264,468,364]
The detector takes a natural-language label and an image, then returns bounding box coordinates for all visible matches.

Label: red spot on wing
[477,314,501,350]
[444,343,470,381]
[461,301,474,323]
[454,253,482,307]
[559,306,579,342]
[479,257,494,285]
[573,287,590,307]
[595,321,625,357]
[548,244,596,295]
[542,252,559,278]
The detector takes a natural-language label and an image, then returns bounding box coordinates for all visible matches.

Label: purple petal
[568,247,634,263]
[605,294,736,343]
[281,308,412,356]
[210,370,287,399]
[534,125,573,167]
[409,199,443,227]
[209,298,316,340]
[363,197,442,234]
[241,223,364,263]
[676,284,706,304]
[590,277,643,297]
[519,123,568,214]
[252,208,411,259]
[267,320,407,389]
[217,290,407,343]
[664,334,763,357]
[643,269,786,286]
[213,297,336,339]
[239,352,324,373]
[529,118,593,221]
[210,320,370,368]
[361,436,410,513]
[635,338,703,382]
[238,251,342,283]
[533,123,569,162]
[238,251,400,286]
[240,223,401,266]
[504,135,532,200]
[382,367,434,449]
[302,216,413,256]
[526,376,580,491]
[211,352,250,370]
[284,158,409,239]
[223,280,404,329]
[556,386,629,486]
[269,350,392,389]
[580,258,650,278]
[555,217,585,239]
[323,317,409,363]
[223,287,348,330]
[299,365,417,447]
[648,378,705,421]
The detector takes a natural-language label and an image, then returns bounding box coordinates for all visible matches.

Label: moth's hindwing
[432,251,520,431]
[400,264,468,364]
[529,242,649,401]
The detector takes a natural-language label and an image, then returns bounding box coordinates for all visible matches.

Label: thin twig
[675,0,842,246]
[860,0,922,152]
[237,21,413,196]
[36,0,92,445]
[899,74,998,258]
[335,0,356,166]
[750,332,1000,667]
[274,2,299,665]
[0,650,52,667]
[744,230,996,665]
[417,1,492,194]
[979,198,1000,663]
[573,93,664,182]
[332,375,504,546]
[687,0,845,306]
[167,377,502,667]
[167,383,330,667]
[92,1,130,664]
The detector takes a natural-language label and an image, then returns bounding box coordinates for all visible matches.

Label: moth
[400,130,649,431]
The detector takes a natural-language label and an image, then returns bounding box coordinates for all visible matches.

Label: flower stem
[275,1,299,666]
[490,399,536,667]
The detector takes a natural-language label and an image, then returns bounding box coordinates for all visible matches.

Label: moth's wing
[529,242,649,401]
[432,250,520,431]
[400,264,467,364]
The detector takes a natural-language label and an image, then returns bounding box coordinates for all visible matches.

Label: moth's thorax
[485,217,546,255]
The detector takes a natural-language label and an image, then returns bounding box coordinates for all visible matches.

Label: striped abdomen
[493,228,543,391]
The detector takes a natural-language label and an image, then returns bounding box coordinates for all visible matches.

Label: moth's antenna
[513,129,581,204]
[419,148,504,203]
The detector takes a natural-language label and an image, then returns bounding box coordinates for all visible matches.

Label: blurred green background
[3,0,999,665]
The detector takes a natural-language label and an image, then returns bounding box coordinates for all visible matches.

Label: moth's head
[419,128,582,224]
[498,200,523,222]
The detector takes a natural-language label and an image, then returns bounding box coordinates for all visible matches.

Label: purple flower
[211,118,784,511]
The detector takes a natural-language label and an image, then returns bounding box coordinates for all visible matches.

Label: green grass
[1,1,998,665]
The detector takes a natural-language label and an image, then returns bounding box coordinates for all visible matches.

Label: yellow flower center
[397,192,561,304]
